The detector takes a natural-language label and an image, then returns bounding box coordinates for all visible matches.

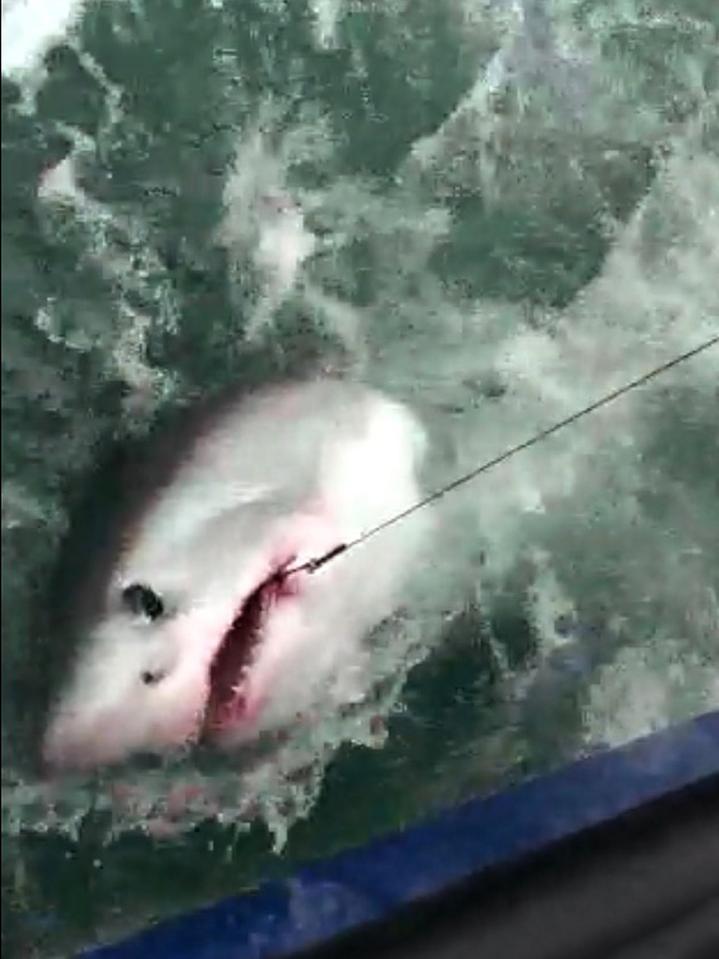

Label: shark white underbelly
[43,379,430,771]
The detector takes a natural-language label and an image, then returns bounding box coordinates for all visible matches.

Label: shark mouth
[202,560,299,738]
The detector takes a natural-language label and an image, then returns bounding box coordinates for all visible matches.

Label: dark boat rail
[82,711,719,958]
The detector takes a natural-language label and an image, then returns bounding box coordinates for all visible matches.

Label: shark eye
[141,669,165,686]
[122,583,165,621]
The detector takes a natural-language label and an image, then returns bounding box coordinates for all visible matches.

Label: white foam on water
[583,617,719,749]
[36,146,180,416]
[1,0,87,75]
[3,0,718,848]
[216,103,330,342]
[310,0,342,48]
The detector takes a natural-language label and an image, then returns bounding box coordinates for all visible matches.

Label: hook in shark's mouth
[202,561,300,738]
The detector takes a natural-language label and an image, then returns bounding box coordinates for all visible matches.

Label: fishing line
[285,334,718,577]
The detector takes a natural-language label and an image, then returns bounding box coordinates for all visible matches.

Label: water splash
[2,0,718,853]
[1,0,88,76]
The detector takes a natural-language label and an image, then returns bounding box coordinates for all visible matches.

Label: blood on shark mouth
[202,560,300,737]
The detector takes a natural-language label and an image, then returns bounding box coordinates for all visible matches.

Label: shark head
[41,380,429,772]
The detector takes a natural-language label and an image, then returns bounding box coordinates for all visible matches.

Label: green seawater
[2,1,718,954]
